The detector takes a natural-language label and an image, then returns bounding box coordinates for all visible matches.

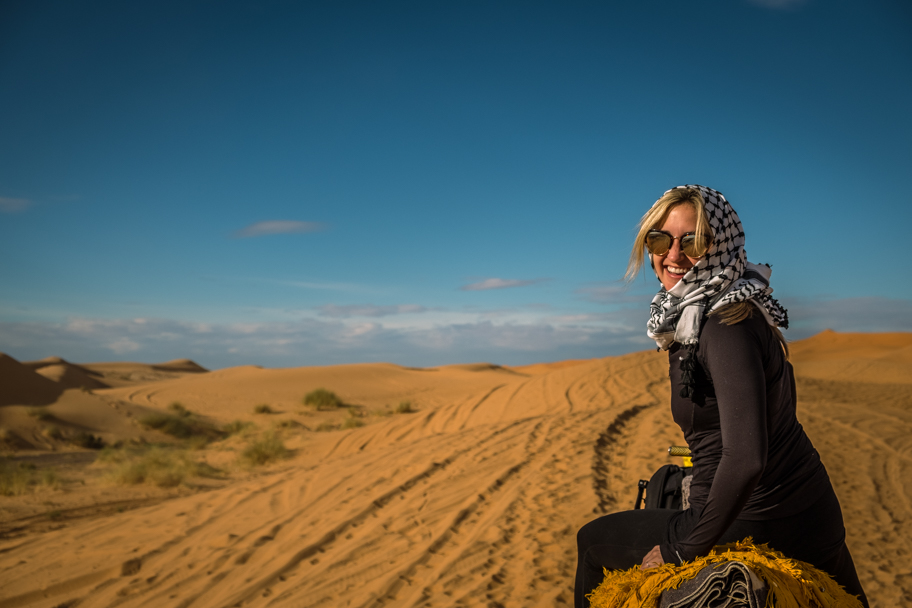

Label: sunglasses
[645,230,711,258]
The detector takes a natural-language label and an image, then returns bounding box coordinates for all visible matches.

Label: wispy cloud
[0,196,32,213]
[0,310,651,369]
[576,283,652,305]
[318,304,431,318]
[745,0,808,10]
[233,220,327,238]
[460,278,547,291]
[279,280,363,291]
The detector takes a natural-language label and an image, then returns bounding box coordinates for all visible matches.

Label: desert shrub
[168,402,193,417]
[274,419,303,429]
[42,426,64,441]
[0,460,57,495]
[239,434,289,467]
[71,431,105,450]
[223,420,254,435]
[315,421,337,432]
[41,468,60,489]
[0,460,31,496]
[139,412,223,442]
[26,407,52,421]
[341,417,364,430]
[396,401,415,414]
[185,436,210,451]
[253,404,274,414]
[303,389,343,411]
[104,447,219,488]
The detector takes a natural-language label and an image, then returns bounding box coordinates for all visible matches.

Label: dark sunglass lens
[645,232,671,255]
[681,235,709,257]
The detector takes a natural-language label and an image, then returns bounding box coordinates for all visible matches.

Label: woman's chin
[660,275,685,291]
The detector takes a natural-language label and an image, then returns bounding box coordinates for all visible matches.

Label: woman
[574,185,868,607]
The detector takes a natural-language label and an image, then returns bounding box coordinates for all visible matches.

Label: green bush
[396,401,415,414]
[239,434,289,466]
[303,389,343,411]
[253,404,274,414]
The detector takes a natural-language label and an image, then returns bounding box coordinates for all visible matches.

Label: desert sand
[0,330,910,607]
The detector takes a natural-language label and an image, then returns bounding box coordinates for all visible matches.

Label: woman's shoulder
[698,306,773,356]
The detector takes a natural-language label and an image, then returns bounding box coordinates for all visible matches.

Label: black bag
[637,464,688,510]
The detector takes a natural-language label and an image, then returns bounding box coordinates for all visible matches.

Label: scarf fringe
[586,538,865,608]
[679,343,697,399]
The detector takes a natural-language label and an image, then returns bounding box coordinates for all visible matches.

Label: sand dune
[0,333,909,607]
[33,364,110,391]
[0,353,63,406]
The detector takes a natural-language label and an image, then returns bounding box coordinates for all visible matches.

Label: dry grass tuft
[303,388,344,411]
[0,459,60,495]
[70,431,105,449]
[26,407,53,421]
[239,434,290,467]
[223,420,255,435]
[42,426,64,441]
[99,447,220,488]
[274,419,304,430]
[139,410,224,443]
[253,404,274,414]
[168,402,193,417]
[341,417,364,429]
[396,401,416,414]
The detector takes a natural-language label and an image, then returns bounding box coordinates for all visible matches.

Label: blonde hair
[625,187,714,282]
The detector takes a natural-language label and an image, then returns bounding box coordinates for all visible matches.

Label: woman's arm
[660,319,769,564]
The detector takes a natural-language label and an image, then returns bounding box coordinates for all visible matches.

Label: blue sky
[1,0,910,369]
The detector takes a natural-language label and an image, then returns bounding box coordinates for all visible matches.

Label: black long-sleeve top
[659,310,832,564]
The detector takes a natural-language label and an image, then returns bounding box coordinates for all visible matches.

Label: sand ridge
[0,332,909,607]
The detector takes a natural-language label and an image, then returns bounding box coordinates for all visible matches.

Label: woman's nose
[666,238,685,260]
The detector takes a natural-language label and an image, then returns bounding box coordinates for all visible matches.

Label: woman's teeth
[667,266,688,274]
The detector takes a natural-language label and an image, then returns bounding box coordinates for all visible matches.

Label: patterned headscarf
[645,185,788,397]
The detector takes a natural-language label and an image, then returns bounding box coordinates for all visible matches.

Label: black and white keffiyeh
[645,185,788,397]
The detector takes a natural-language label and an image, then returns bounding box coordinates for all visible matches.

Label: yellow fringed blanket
[587,539,865,608]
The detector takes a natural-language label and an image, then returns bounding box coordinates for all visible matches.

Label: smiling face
[652,204,702,291]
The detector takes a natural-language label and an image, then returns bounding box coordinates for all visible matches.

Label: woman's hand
[640,545,665,570]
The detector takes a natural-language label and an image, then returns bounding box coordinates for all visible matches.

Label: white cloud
[745,0,808,10]
[3,296,910,370]
[0,197,32,213]
[460,278,547,291]
[318,304,430,318]
[233,220,326,238]
[0,310,651,369]
[107,337,140,354]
